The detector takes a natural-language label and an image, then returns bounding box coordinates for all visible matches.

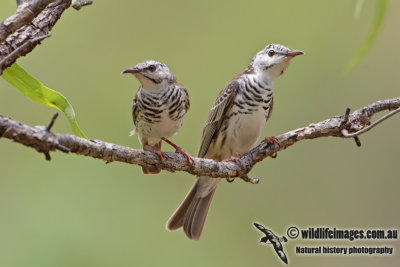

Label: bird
[166,44,304,240]
[122,60,192,174]
[253,222,289,264]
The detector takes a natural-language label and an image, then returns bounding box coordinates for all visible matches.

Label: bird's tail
[166,179,216,241]
[142,141,162,174]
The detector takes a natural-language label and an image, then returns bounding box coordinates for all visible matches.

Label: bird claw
[175,146,194,165]
[222,153,241,163]
[161,137,193,165]
[262,136,280,158]
[149,146,167,164]
[223,153,242,183]
[240,175,259,184]
[269,152,278,158]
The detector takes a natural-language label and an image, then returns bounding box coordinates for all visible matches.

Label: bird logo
[253,222,289,264]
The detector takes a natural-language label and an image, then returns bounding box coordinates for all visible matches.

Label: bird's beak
[287,50,305,57]
[122,67,140,74]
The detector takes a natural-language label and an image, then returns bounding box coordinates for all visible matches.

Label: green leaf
[344,0,389,74]
[2,63,87,138]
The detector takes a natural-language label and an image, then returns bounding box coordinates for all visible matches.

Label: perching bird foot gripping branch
[1,96,399,178]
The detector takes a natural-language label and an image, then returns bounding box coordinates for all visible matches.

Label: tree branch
[1,97,399,179]
[0,0,57,45]
[72,0,93,10]
[0,0,72,74]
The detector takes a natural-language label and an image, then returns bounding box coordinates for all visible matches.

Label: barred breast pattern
[225,74,273,123]
[133,83,189,140]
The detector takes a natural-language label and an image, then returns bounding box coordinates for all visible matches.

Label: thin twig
[0,34,51,74]
[341,107,400,137]
[72,0,93,10]
[46,113,59,132]
[0,34,51,72]
[340,108,351,127]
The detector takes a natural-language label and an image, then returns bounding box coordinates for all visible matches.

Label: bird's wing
[198,80,239,158]
[272,243,288,264]
[253,222,269,235]
[266,97,273,121]
[177,83,190,112]
[132,86,141,127]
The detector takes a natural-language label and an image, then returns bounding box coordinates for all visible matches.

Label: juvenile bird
[166,44,304,240]
[122,60,192,174]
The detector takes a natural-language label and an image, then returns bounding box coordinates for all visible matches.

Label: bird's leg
[222,153,241,183]
[262,136,281,158]
[161,137,193,165]
[148,145,168,164]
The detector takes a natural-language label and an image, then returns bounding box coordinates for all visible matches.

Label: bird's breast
[137,109,184,138]
[226,105,267,154]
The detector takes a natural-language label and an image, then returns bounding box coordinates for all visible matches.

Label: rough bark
[0,0,57,44]
[1,97,399,179]
[0,0,72,74]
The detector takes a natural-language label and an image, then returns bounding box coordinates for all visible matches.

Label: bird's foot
[161,137,193,165]
[222,153,241,183]
[149,146,167,164]
[240,175,259,184]
[222,152,241,163]
[175,146,194,165]
[262,136,280,158]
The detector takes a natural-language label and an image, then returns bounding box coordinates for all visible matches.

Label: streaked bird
[166,44,304,240]
[122,60,192,174]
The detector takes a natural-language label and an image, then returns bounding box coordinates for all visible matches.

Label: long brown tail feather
[183,189,215,240]
[166,182,197,230]
[166,181,216,241]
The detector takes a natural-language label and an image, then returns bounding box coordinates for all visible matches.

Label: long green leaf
[2,63,87,138]
[344,0,389,73]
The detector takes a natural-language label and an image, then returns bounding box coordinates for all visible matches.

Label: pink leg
[262,136,281,158]
[161,137,193,165]
[222,152,241,163]
[223,153,241,183]
[149,145,167,164]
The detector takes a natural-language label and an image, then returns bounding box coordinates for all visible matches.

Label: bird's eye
[268,50,275,57]
[148,65,156,72]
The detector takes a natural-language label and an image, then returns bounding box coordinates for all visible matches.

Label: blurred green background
[0,0,399,266]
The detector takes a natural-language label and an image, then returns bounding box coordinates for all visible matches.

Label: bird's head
[249,44,304,81]
[122,60,176,91]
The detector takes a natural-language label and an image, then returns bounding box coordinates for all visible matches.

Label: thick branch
[1,97,399,178]
[0,0,71,74]
[0,0,57,44]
